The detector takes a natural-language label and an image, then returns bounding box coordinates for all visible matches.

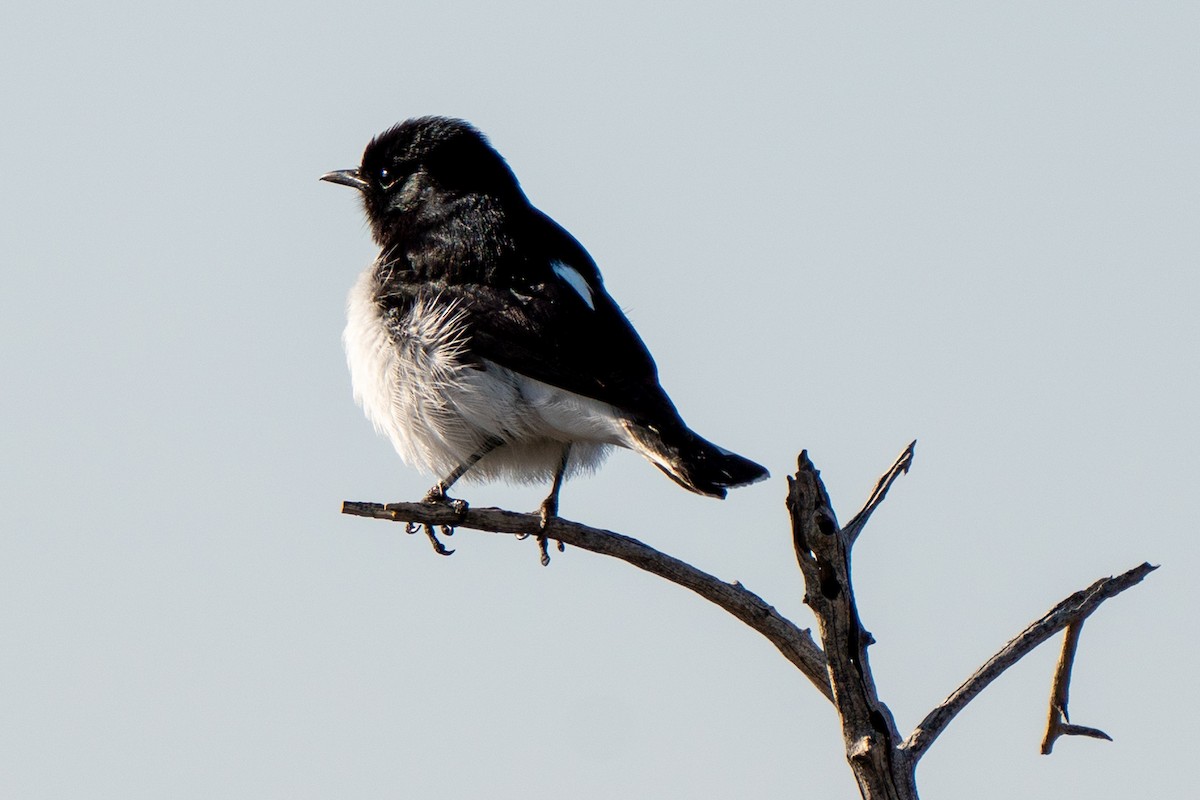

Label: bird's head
[321,116,523,247]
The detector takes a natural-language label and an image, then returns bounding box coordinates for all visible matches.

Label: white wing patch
[551,260,596,310]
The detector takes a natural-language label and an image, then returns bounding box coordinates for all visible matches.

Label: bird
[322,116,768,558]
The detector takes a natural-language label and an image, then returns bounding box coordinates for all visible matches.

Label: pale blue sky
[2,3,1196,798]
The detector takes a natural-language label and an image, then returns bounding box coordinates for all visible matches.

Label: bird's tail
[626,422,769,499]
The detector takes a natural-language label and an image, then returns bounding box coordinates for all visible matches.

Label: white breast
[343,264,631,485]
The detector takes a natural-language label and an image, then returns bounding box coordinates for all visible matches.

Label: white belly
[343,266,629,484]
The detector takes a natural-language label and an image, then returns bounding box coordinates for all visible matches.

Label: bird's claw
[422,523,455,556]
[533,536,566,566]
[403,519,454,555]
[405,492,462,555]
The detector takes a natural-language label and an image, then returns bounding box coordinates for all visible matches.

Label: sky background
[2,2,1196,798]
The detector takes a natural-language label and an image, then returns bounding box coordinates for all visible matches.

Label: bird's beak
[320,169,370,192]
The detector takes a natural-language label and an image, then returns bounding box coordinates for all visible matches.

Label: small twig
[1040,619,1112,754]
[342,500,833,700]
[902,562,1157,762]
[841,440,916,546]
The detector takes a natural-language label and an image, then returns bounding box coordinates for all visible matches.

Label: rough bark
[787,448,918,799]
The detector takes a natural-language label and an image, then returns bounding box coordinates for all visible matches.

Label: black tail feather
[630,423,769,498]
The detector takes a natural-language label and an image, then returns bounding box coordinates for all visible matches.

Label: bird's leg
[535,445,571,566]
[419,436,503,555]
[422,436,504,514]
[538,447,570,527]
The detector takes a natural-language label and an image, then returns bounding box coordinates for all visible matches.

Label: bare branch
[787,451,918,800]
[342,500,832,700]
[902,562,1157,762]
[841,440,917,547]
[1040,620,1113,754]
[343,445,1155,798]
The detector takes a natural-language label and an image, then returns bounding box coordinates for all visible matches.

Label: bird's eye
[379,167,404,189]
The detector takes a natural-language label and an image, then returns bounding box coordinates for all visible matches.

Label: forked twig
[903,562,1156,761]
[1040,619,1113,754]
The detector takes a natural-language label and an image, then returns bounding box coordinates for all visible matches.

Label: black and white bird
[322,117,768,549]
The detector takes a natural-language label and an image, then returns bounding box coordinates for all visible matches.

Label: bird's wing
[450,210,682,425]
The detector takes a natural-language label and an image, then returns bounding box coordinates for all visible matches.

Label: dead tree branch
[902,561,1156,762]
[787,449,918,799]
[343,444,1155,798]
[341,499,832,700]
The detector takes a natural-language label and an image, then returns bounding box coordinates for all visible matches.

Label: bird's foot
[515,497,556,541]
[535,535,566,567]
[422,485,469,518]
[405,520,455,556]
[414,484,468,556]
[533,496,566,567]
[538,494,558,530]
[423,524,456,556]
